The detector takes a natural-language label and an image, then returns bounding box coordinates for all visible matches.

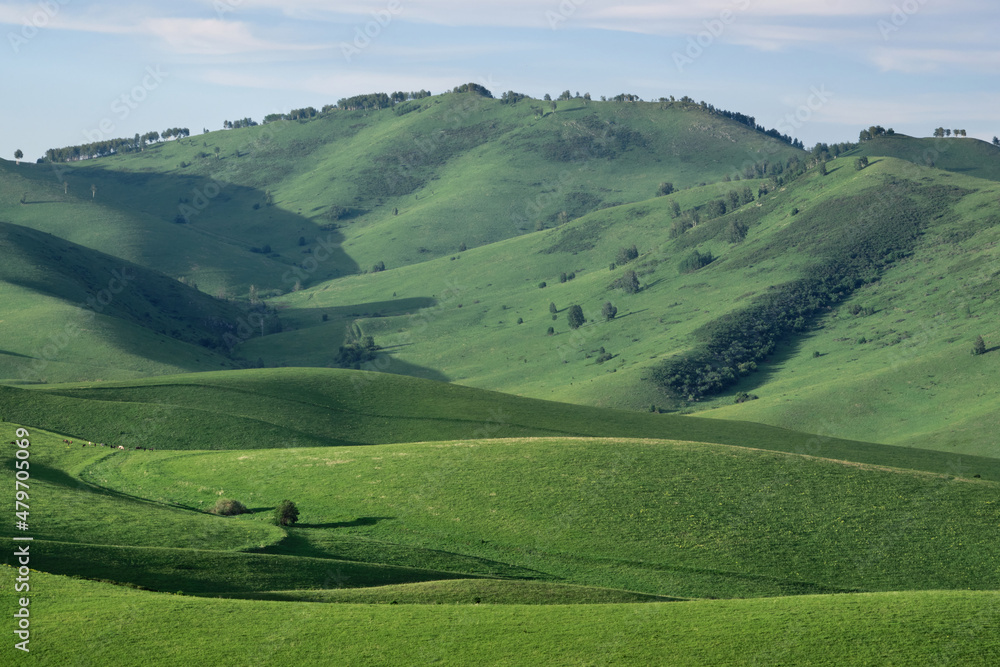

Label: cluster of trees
[451,83,493,97]
[859,125,894,141]
[336,90,430,111]
[810,141,858,162]
[162,127,191,139]
[651,186,929,401]
[610,269,640,294]
[336,335,379,369]
[43,128,190,162]
[263,107,317,123]
[933,128,967,137]
[681,100,804,148]
[223,118,258,129]
[500,90,529,105]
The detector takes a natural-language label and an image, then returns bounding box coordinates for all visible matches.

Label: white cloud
[871,48,1000,74]
[139,18,326,55]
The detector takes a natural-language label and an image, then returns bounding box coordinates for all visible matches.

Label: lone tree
[602,301,618,321]
[854,156,869,171]
[972,335,987,356]
[567,304,585,329]
[549,302,557,314]
[14,149,23,164]
[275,500,300,526]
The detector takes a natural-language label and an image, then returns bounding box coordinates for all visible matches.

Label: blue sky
[2,0,998,162]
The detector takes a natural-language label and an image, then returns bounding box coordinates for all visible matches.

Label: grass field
[10,571,999,665]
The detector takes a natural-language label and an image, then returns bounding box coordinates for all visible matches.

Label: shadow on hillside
[23,159,362,290]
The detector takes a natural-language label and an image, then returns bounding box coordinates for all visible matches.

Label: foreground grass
[83,437,1000,599]
[9,571,999,666]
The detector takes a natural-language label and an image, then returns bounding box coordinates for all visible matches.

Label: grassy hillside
[0,220,257,383]
[846,134,1000,181]
[245,155,1000,456]
[82,436,1000,599]
[14,572,1000,665]
[4,94,802,297]
[9,368,1000,485]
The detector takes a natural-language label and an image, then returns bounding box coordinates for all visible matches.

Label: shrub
[972,335,986,355]
[602,301,618,320]
[678,250,714,274]
[538,281,546,288]
[546,326,554,335]
[275,500,300,526]
[212,499,248,516]
[657,182,674,196]
[615,245,639,265]
[549,302,557,313]
[371,261,386,273]
[734,391,758,403]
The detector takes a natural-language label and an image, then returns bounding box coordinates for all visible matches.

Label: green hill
[3,94,803,297]
[0,220,258,383]
[240,155,1000,455]
[8,368,1000,483]
[845,134,1000,181]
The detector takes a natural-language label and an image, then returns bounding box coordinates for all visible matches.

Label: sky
[2,0,998,162]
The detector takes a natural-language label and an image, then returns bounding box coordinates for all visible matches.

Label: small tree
[275,500,300,526]
[371,260,385,273]
[972,335,986,356]
[657,182,674,196]
[549,302,557,314]
[14,149,23,164]
[602,301,618,321]
[854,156,869,171]
[567,305,585,329]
